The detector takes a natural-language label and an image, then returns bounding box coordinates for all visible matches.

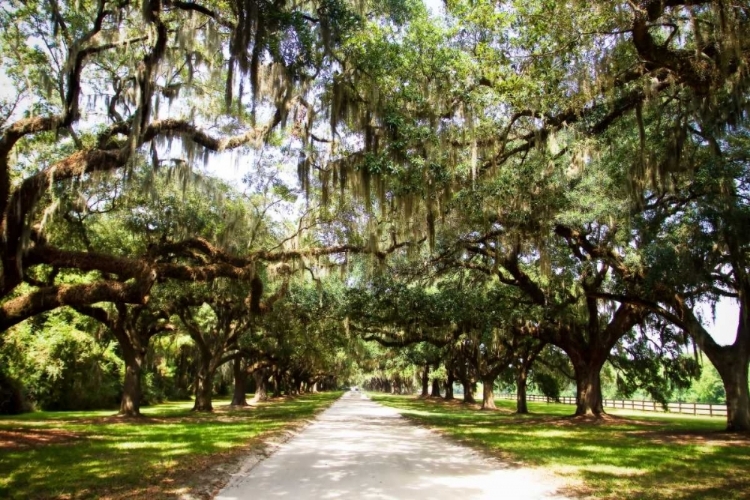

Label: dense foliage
[1,0,749,433]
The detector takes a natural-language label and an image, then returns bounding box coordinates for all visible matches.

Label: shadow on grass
[0,392,341,499]
[373,394,750,500]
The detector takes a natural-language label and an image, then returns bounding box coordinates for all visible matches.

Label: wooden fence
[498,393,727,417]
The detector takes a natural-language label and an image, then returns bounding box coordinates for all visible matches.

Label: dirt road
[215,392,571,499]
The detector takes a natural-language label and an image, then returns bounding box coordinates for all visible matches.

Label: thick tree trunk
[193,361,214,412]
[252,370,269,403]
[444,370,454,400]
[175,350,192,399]
[421,364,429,397]
[311,381,318,393]
[430,377,441,398]
[516,367,529,414]
[462,380,476,404]
[119,349,145,417]
[481,376,496,410]
[705,343,750,432]
[573,360,604,416]
[683,300,750,432]
[230,358,247,407]
[719,361,750,432]
[705,301,750,432]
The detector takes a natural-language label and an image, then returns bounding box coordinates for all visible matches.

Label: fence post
[710,404,713,417]
[694,402,697,416]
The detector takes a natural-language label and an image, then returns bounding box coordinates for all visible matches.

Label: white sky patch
[697,297,739,347]
[424,0,445,17]
[0,71,11,98]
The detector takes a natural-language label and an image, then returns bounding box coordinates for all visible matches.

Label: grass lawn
[0,392,341,499]
[372,394,750,500]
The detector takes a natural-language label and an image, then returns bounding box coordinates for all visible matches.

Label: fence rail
[498,393,727,417]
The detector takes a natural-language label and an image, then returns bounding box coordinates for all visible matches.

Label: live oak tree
[75,303,174,416]
[339,0,749,426]
[0,0,418,334]
[573,120,750,431]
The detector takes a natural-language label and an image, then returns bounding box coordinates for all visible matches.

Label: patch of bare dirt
[0,428,80,450]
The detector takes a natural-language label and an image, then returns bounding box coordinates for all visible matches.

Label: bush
[532,372,561,401]
[1,309,123,411]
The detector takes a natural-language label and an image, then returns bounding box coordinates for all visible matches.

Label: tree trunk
[682,300,750,432]
[252,369,269,403]
[481,376,496,410]
[718,360,750,432]
[573,360,604,416]
[421,364,429,397]
[430,377,441,398]
[193,361,214,412]
[119,349,145,417]
[444,370,454,400]
[311,381,318,393]
[701,301,750,432]
[272,374,281,398]
[462,380,476,404]
[516,366,529,414]
[705,343,750,432]
[230,358,247,407]
[0,369,25,414]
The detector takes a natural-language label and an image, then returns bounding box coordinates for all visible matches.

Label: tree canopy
[1,0,749,432]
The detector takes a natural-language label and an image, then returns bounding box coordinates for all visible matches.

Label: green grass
[372,394,750,499]
[0,392,341,499]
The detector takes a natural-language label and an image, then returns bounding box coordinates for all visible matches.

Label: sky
[696,297,739,346]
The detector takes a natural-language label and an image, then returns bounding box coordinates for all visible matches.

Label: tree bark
[430,377,441,398]
[462,380,476,404]
[421,363,429,397]
[717,358,750,432]
[193,361,214,412]
[252,369,269,402]
[271,371,284,398]
[677,301,750,431]
[705,303,750,432]
[119,348,145,417]
[572,359,604,416]
[481,376,497,410]
[516,366,529,414]
[230,357,247,406]
[444,369,454,400]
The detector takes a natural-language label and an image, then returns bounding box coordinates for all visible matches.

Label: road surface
[215,392,571,500]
